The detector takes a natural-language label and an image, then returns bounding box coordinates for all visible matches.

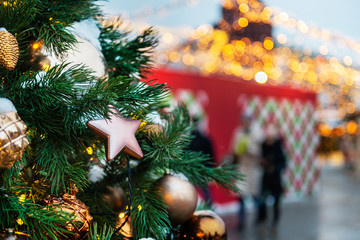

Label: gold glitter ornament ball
[0,109,29,169]
[42,191,93,240]
[179,210,227,240]
[0,28,19,71]
[157,175,198,226]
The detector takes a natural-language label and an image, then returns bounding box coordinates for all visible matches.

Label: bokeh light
[238,17,249,27]
[277,34,287,44]
[254,71,268,84]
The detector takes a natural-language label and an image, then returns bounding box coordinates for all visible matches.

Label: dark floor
[221,166,360,240]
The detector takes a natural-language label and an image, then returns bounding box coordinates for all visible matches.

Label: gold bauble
[0,29,19,71]
[179,210,227,240]
[0,112,29,169]
[157,175,198,226]
[42,192,93,239]
[102,186,126,212]
[117,217,132,239]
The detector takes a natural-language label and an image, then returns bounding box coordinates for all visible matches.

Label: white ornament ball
[0,98,17,113]
[42,20,106,78]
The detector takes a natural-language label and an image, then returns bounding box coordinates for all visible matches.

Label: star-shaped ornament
[87,108,143,160]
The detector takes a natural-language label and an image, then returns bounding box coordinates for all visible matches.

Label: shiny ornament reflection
[117,217,132,238]
[0,109,29,169]
[157,175,198,226]
[179,210,227,240]
[42,191,92,239]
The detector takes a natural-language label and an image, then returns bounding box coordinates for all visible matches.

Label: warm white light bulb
[255,71,268,84]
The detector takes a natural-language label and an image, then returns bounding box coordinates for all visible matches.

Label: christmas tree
[0,1,241,239]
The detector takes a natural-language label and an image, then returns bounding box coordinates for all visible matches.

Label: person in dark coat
[189,129,214,168]
[189,118,214,203]
[257,125,287,227]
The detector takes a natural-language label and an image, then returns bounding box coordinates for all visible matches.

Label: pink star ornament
[87,108,143,160]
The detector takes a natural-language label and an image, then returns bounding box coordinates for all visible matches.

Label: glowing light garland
[103,0,360,133]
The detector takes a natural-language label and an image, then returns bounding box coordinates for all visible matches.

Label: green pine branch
[88,222,114,240]
[0,0,37,34]
[115,80,171,119]
[0,188,74,240]
[35,0,101,55]
[139,105,193,170]
[0,2,244,238]
[99,23,158,79]
[131,178,171,240]
[0,0,101,76]
[169,151,242,193]
[138,104,241,193]
[78,183,119,229]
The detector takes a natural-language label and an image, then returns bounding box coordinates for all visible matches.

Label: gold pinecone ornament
[0,28,19,71]
[0,98,29,169]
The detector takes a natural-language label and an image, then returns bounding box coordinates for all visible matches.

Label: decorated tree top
[219,0,272,42]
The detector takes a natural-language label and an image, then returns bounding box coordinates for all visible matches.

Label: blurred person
[189,116,215,204]
[340,135,354,170]
[257,124,287,228]
[231,114,263,229]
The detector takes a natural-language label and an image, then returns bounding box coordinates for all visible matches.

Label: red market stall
[149,68,320,205]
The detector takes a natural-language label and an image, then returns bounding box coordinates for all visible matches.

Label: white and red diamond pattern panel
[238,95,320,197]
